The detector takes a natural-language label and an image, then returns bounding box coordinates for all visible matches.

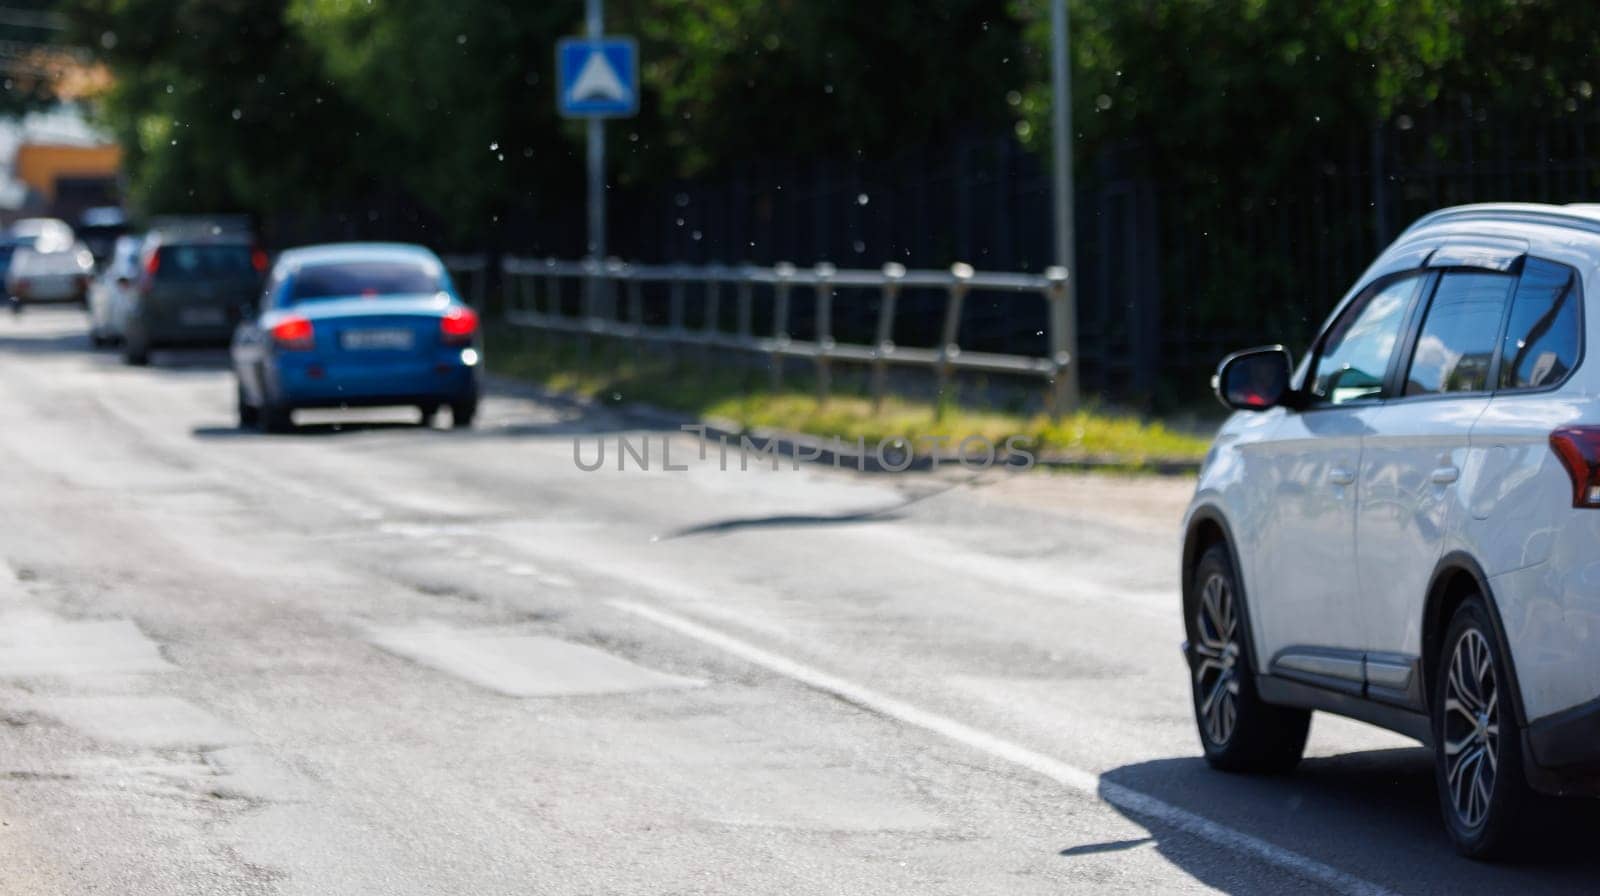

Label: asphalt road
[0,306,1596,895]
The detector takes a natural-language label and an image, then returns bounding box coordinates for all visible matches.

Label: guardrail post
[540,259,559,356]
[700,269,721,374]
[813,262,835,405]
[936,262,973,417]
[669,277,686,332]
[735,278,753,340]
[599,259,625,370]
[770,262,795,392]
[543,258,559,317]
[1045,265,1078,418]
[627,277,643,326]
[602,257,625,324]
[872,262,905,412]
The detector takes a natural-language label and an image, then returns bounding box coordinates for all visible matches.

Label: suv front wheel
[1188,543,1310,772]
[1433,597,1537,858]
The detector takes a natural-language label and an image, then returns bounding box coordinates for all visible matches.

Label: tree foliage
[51,0,1600,244]
[63,0,386,216]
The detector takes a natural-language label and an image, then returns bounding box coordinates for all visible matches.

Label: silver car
[6,218,93,308]
[88,235,143,346]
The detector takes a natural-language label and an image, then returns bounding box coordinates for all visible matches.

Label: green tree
[62,0,389,217]
[622,0,1024,180]
[286,0,583,237]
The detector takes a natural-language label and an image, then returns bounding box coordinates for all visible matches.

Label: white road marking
[612,599,1400,896]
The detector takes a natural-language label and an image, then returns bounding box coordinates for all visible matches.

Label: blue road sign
[557,37,638,118]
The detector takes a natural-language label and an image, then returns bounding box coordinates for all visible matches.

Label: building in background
[0,105,121,226]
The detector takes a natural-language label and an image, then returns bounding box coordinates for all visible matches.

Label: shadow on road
[0,328,93,355]
[661,507,908,538]
[658,471,984,539]
[137,350,232,373]
[192,421,431,439]
[1095,750,1600,895]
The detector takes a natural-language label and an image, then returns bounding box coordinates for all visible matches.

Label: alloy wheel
[1442,628,1499,831]
[1193,572,1241,746]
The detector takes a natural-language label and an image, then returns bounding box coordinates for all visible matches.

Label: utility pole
[1050,0,1074,274]
[1048,0,1079,412]
[586,0,605,261]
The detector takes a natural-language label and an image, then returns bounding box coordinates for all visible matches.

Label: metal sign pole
[1050,0,1074,275]
[585,0,605,262]
[1050,0,1079,412]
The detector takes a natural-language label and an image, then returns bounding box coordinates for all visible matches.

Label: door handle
[1329,467,1356,486]
[1431,466,1460,485]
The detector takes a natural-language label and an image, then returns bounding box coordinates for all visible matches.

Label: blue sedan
[231,243,482,432]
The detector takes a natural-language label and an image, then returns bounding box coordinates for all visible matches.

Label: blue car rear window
[289,261,440,302]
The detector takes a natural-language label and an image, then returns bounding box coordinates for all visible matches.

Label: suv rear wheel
[1188,543,1310,772]
[1433,597,1537,858]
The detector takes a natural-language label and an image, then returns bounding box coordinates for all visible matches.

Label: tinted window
[1404,272,1514,396]
[1500,258,1580,390]
[1311,274,1422,405]
[288,261,440,303]
[156,244,255,280]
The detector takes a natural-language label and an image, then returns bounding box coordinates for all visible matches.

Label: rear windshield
[157,244,256,280]
[288,261,441,302]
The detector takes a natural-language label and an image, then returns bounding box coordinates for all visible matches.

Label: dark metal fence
[453,108,1600,409]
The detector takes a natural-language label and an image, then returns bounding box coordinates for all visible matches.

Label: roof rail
[1401,203,1600,240]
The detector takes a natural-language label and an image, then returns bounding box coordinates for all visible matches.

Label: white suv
[1183,203,1600,858]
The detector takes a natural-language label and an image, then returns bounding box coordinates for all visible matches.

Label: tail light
[440,306,478,344]
[270,315,314,350]
[1550,427,1600,508]
[138,250,160,293]
[12,278,27,297]
[251,247,269,273]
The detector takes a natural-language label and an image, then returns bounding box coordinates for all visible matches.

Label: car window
[156,244,256,280]
[287,260,441,303]
[1403,272,1515,396]
[1499,258,1580,391]
[1310,274,1423,405]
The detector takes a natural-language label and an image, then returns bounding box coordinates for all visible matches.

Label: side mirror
[1213,346,1293,411]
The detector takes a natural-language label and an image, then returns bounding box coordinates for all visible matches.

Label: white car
[87,234,143,346]
[1184,202,1599,858]
[6,217,93,308]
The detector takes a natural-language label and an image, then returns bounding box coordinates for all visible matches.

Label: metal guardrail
[449,255,1079,416]
[441,254,489,308]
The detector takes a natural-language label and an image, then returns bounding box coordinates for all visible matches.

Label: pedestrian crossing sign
[557,37,639,118]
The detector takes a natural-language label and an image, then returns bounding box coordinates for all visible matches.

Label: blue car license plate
[341,329,414,350]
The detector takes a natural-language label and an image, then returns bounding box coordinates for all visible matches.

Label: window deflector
[1424,240,1527,273]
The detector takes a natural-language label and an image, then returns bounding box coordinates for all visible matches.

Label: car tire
[1187,543,1310,773]
[260,401,294,434]
[1432,596,1539,859]
[450,398,477,429]
[236,384,259,429]
[122,328,149,366]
